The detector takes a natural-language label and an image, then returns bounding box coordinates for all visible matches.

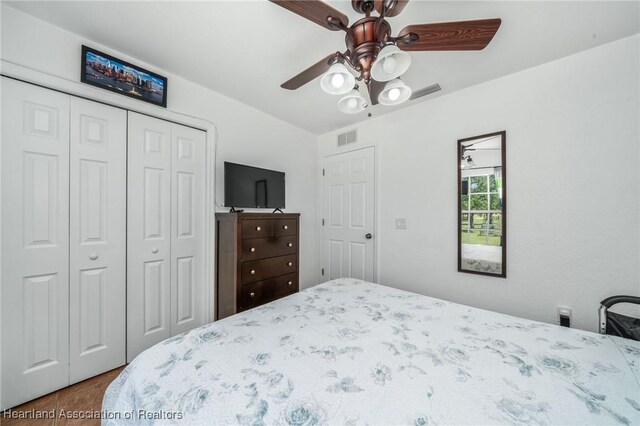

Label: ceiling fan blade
[270,0,349,31]
[374,0,409,17]
[281,53,337,90]
[397,18,502,51]
[367,79,386,105]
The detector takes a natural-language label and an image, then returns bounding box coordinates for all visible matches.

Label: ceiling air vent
[410,83,442,101]
[337,129,357,147]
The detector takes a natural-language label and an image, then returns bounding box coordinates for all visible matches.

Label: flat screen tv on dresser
[224,162,285,209]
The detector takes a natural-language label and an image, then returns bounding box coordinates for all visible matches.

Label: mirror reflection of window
[461,174,501,246]
[458,132,506,277]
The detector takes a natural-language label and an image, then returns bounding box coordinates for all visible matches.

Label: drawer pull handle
[256,226,262,231]
[287,262,293,267]
[250,292,255,297]
[250,269,256,275]
[151,247,159,254]
[288,281,293,286]
[250,247,256,253]
[283,225,288,230]
[89,253,99,260]
[287,243,293,248]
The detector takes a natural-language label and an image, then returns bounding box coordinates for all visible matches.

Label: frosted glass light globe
[331,73,345,89]
[321,62,355,95]
[371,44,411,82]
[388,88,400,101]
[382,56,397,74]
[337,88,367,114]
[378,78,412,106]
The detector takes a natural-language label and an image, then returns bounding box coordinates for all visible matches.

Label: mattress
[102,279,640,425]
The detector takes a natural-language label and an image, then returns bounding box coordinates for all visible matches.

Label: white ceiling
[7,1,640,134]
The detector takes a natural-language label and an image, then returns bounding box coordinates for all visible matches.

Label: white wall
[318,35,640,332]
[0,4,320,288]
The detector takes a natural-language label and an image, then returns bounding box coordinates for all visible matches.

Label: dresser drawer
[241,220,273,239]
[241,254,297,285]
[241,236,297,261]
[273,218,297,237]
[240,273,298,310]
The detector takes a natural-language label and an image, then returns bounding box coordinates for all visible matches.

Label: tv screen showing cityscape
[81,46,167,107]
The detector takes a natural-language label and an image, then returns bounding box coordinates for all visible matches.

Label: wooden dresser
[215,213,300,320]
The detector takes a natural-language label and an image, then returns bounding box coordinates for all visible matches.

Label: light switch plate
[395,218,407,229]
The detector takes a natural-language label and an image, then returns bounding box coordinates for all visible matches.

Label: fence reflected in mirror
[458,131,506,278]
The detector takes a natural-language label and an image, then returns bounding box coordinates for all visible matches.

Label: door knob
[89,253,99,260]
[365,233,373,240]
[151,247,159,253]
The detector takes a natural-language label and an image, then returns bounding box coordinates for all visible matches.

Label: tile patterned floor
[0,366,126,426]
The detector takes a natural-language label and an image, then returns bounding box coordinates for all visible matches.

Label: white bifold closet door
[170,123,206,336]
[69,98,127,384]
[1,79,126,409]
[127,112,206,362]
[1,78,71,410]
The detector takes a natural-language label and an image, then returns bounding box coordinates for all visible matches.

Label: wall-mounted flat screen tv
[224,162,285,209]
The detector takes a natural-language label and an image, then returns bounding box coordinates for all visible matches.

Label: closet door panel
[170,124,206,335]
[127,112,172,362]
[69,98,126,383]
[1,78,70,410]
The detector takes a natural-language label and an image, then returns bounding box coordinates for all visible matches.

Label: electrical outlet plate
[557,306,572,317]
[557,306,572,327]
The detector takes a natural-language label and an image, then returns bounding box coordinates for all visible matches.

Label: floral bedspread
[103,279,640,425]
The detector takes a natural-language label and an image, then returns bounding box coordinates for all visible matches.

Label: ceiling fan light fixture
[337,88,367,114]
[320,62,355,95]
[371,44,411,82]
[378,78,412,105]
[461,155,475,169]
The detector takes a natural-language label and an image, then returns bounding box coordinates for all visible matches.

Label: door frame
[0,60,218,324]
[321,146,378,283]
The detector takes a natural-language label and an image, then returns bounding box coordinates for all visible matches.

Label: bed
[461,244,503,274]
[103,279,640,425]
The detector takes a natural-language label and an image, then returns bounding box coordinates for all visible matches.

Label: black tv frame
[224,162,286,210]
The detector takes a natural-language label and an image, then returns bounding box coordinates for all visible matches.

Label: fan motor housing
[346,17,391,81]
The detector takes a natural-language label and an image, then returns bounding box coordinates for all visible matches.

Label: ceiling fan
[270,0,501,114]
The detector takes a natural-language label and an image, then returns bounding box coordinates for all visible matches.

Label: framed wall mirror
[458,131,506,278]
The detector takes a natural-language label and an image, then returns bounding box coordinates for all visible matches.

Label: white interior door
[170,123,206,335]
[127,112,172,362]
[69,98,126,383]
[1,78,70,409]
[322,147,375,282]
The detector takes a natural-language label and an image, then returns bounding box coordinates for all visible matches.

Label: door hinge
[322,218,325,226]
[321,268,325,276]
[322,169,325,176]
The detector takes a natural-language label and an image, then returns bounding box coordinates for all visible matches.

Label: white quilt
[103,279,640,425]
